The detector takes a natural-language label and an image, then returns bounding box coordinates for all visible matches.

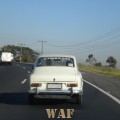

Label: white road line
[83,79,120,105]
[23,67,26,69]
[21,79,27,84]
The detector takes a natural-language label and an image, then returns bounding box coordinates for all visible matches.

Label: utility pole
[38,41,47,54]
[18,43,25,63]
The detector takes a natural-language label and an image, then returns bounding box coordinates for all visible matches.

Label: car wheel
[28,94,35,105]
[76,95,82,105]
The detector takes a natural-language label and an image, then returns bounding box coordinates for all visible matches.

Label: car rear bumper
[28,88,83,95]
[28,89,83,99]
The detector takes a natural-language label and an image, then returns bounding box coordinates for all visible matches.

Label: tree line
[86,54,117,68]
[1,45,117,67]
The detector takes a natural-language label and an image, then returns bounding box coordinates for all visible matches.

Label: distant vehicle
[28,54,83,104]
[0,52,14,65]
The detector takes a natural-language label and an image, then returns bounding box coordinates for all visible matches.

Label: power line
[27,41,40,46]
[47,33,120,51]
[45,32,120,54]
[45,26,120,54]
[26,40,47,54]
[47,26,120,48]
[66,34,120,51]
[47,36,120,54]
[60,40,120,54]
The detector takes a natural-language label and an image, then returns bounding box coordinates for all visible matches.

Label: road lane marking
[83,79,120,105]
[22,67,26,69]
[21,79,27,84]
[106,91,111,94]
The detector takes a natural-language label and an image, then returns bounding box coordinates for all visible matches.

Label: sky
[0,0,120,67]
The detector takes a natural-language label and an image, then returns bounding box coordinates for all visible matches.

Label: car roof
[37,54,76,59]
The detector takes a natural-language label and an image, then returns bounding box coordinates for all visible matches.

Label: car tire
[76,95,82,105]
[28,94,35,105]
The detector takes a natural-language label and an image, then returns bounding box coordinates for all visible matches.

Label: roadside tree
[86,54,97,65]
[106,56,117,68]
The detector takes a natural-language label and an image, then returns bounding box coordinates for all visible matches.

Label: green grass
[78,64,120,78]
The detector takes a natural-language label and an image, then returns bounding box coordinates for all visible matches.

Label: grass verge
[78,64,120,78]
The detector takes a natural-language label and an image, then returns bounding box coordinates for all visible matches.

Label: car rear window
[36,57,74,67]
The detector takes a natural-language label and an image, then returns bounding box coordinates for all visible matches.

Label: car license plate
[47,83,62,89]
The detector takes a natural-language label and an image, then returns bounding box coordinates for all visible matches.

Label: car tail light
[31,83,42,87]
[67,83,78,87]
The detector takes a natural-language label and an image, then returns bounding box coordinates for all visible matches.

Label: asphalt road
[81,71,120,100]
[0,62,120,120]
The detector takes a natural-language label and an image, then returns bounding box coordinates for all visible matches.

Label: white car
[0,52,14,65]
[28,54,83,104]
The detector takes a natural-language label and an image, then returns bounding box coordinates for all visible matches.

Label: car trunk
[32,67,76,82]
